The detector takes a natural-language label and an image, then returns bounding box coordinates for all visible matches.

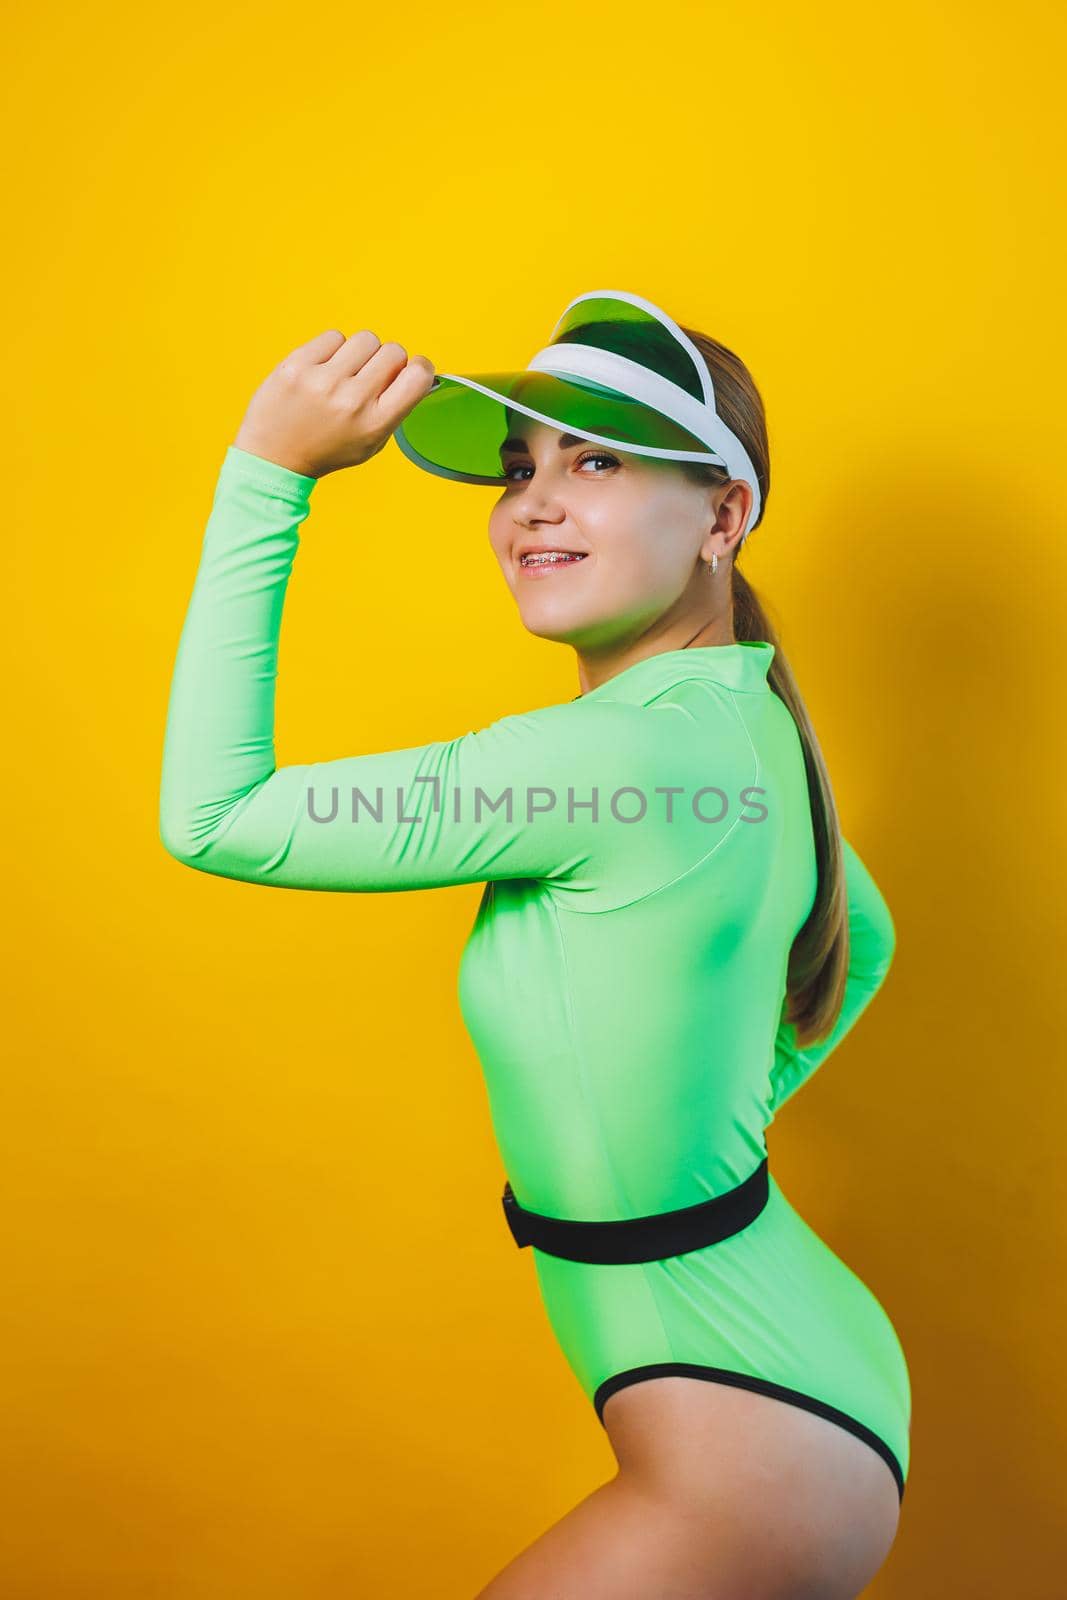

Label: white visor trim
[525,342,761,536]
[546,286,718,412]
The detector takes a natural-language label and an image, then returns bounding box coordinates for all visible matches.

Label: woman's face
[487,417,734,654]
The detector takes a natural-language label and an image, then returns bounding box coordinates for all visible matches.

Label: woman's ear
[715,480,754,554]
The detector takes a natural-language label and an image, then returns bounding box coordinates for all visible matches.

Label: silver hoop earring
[707,553,718,576]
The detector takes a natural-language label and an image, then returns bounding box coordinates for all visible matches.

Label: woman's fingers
[235,326,435,479]
[342,337,411,394]
[370,352,436,421]
[320,333,435,418]
[335,338,435,420]
[286,328,349,367]
[323,328,384,378]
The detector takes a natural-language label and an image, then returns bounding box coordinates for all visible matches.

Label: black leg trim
[593,1362,906,1504]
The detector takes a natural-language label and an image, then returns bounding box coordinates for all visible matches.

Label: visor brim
[393,369,728,486]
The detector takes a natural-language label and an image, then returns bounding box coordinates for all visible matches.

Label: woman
[159,289,911,1599]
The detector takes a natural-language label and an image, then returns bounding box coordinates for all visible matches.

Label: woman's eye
[501,451,618,484]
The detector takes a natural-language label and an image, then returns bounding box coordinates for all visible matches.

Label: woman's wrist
[224,440,320,499]
[231,428,321,482]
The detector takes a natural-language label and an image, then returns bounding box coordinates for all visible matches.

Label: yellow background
[4,0,1065,1593]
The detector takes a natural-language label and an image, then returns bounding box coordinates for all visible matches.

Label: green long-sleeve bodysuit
[160,445,911,1499]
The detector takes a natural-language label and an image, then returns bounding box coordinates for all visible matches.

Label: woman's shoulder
[455,679,750,807]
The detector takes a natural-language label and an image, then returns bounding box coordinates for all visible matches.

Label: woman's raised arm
[158,445,672,896]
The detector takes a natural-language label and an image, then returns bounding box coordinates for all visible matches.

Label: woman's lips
[517,553,589,579]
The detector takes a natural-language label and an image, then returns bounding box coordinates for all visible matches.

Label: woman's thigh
[603,1376,901,1600]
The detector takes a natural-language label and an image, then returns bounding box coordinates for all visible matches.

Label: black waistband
[501,1155,770,1265]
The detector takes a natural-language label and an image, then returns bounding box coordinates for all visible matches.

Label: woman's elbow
[159,808,224,875]
[159,818,208,872]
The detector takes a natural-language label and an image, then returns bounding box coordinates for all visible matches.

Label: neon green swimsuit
[160,445,911,1499]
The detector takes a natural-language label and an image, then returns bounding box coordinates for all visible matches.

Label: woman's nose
[513,486,567,525]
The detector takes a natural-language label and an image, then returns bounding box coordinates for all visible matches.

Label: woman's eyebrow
[499,432,588,457]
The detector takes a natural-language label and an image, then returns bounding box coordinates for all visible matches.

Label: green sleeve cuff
[221,443,319,502]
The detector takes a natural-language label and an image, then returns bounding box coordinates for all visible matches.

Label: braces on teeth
[521,552,586,565]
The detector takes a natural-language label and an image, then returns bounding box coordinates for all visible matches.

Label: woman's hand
[233,328,436,480]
